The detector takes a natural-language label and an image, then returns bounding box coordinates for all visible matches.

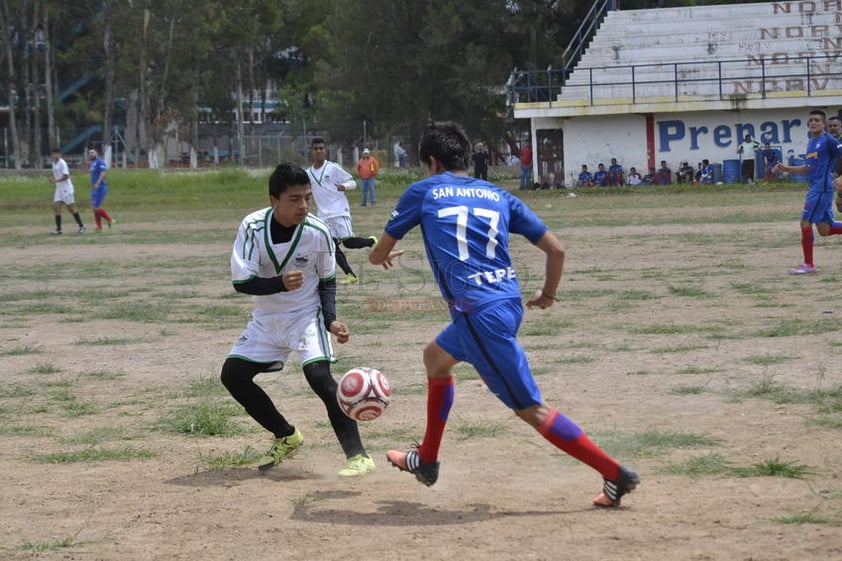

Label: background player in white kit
[49,147,86,235]
[220,163,375,477]
[306,137,376,285]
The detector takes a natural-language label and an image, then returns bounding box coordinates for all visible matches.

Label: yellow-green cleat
[258,428,304,471]
[338,453,376,477]
[339,274,359,285]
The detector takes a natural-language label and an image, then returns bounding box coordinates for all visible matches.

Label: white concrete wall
[533,107,841,186]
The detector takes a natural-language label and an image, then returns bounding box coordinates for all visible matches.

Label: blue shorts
[435,298,542,410]
[91,186,108,208]
[801,189,834,225]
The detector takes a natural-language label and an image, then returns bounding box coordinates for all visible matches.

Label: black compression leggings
[335,244,354,276]
[220,357,365,458]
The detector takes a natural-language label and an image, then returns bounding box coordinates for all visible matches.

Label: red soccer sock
[417,375,454,464]
[801,226,814,266]
[93,211,103,230]
[828,222,842,236]
[537,409,620,480]
[98,208,112,223]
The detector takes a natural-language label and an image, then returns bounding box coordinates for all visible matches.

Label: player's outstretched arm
[526,231,565,310]
[368,232,405,269]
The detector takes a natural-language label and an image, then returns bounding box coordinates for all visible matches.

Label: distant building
[511,2,842,186]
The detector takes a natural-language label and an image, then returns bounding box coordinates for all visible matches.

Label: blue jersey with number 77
[385,172,548,313]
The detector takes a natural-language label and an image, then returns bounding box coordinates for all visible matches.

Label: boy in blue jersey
[772,109,842,275]
[593,163,608,186]
[576,164,593,187]
[369,122,639,507]
[87,149,115,231]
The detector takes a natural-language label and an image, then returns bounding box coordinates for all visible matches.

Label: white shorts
[323,215,354,240]
[54,185,76,205]
[227,309,334,370]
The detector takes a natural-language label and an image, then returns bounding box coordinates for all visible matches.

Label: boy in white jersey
[221,163,375,477]
[306,137,376,285]
[49,147,86,234]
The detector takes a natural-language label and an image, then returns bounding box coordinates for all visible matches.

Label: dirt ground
[1,192,842,561]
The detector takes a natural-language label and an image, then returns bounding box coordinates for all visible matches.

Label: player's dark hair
[50,147,60,153]
[268,163,310,197]
[311,137,326,147]
[810,109,826,120]
[419,121,470,171]
[829,116,841,122]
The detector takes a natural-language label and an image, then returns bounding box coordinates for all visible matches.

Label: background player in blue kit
[87,148,115,231]
[772,109,842,275]
[369,121,639,507]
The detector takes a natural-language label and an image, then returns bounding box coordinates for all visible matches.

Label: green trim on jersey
[301,308,337,366]
[238,210,268,262]
[263,210,306,274]
[232,274,256,286]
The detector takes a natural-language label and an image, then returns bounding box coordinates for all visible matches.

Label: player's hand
[282,270,304,291]
[835,175,842,192]
[526,289,556,310]
[771,163,783,174]
[330,320,350,344]
[336,183,346,192]
[379,249,405,270]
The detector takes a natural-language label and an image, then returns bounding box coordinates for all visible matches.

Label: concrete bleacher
[553,2,842,108]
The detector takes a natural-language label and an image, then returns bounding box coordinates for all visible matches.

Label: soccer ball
[337,367,391,422]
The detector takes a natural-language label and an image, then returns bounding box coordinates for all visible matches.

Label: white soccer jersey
[306,160,356,220]
[52,157,75,204]
[231,208,336,318]
[52,157,74,190]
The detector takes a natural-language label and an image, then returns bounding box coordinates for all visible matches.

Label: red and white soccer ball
[337,367,391,422]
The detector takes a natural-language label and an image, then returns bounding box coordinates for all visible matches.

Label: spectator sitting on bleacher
[643,167,657,185]
[577,165,594,187]
[658,160,672,185]
[593,163,608,186]
[608,158,624,186]
[626,167,643,186]
[700,159,714,185]
[676,161,694,184]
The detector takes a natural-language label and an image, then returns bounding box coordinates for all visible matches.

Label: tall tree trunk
[43,7,56,152]
[157,9,176,119]
[137,4,150,165]
[103,0,115,162]
[0,0,22,170]
[235,59,244,166]
[31,0,42,167]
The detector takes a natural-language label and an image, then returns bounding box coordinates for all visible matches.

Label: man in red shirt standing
[356,148,380,206]
[519,140,533,190]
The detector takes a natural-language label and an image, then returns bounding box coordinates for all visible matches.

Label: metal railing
[509,53,842,107]
[559,0,612,71]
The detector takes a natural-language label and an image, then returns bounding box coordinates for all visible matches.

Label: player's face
[808,114,825,136]
[828,119,841,137]
[271,184,311,227]
[311,143,327,165]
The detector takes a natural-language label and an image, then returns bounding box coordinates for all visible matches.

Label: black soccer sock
[334,243,356,276]
[220,357,295,438]
[303,361,366,458]
[55,215,61,230]
[342,236,375,249]
[72,212,84,227]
